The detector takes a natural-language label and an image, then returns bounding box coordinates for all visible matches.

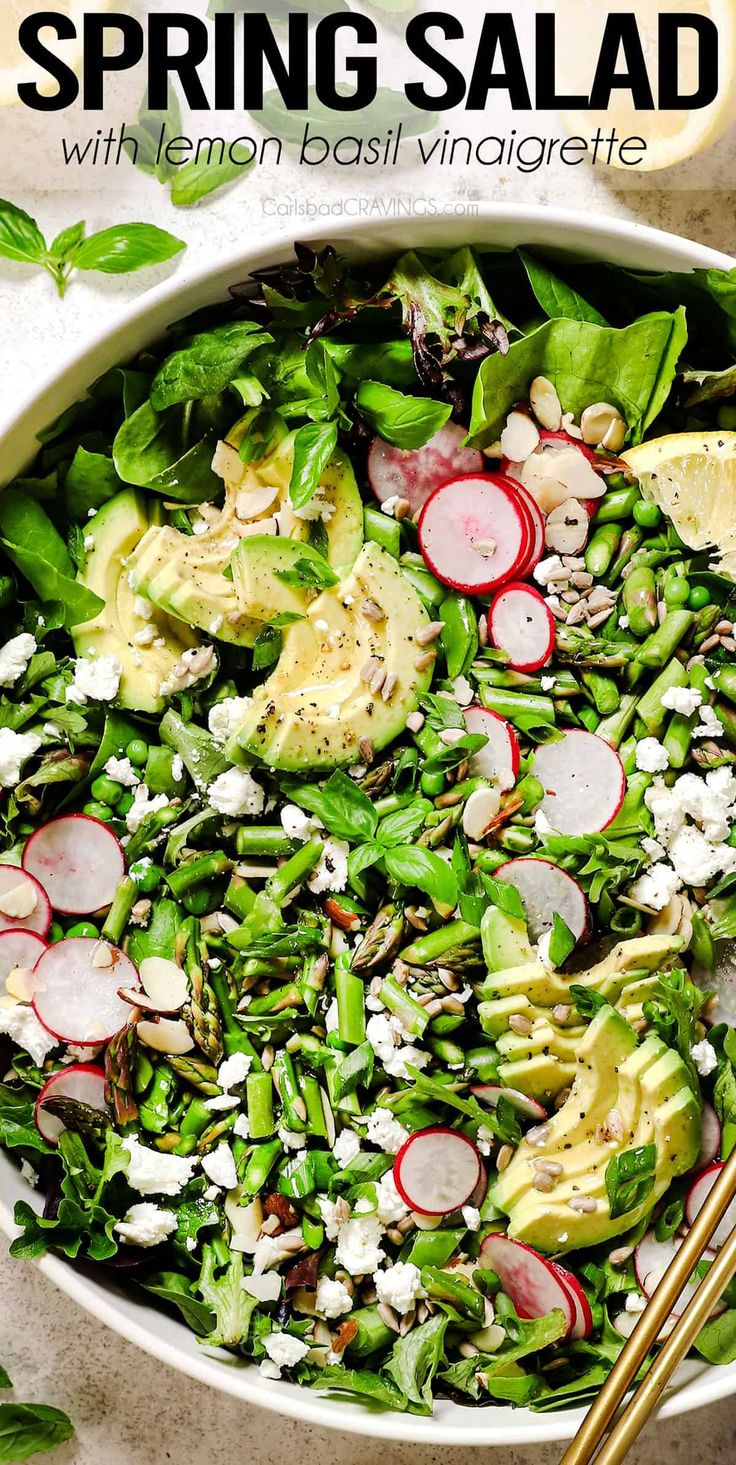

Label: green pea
[0,577,15,611]
[117,792,135,816]
[131,860,163,894]
[91,774,123,807]
[126,738,149,767]
[66,921,99,938]
[83,800,113,822]
[181,886,219,916]
[632,499,661,529]
[664,576,690,607]
[49,922,65,944]
[688,585,711,611]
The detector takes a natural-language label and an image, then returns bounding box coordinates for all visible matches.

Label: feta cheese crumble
[122,1136,196,1196]
[315,1276,353,1319]
[365,1013,429,1082]
[201,1142,238,1191]
[692,1039,718,1078]
[103,755,140,787]
[0,1003,57,1065]
[628,862,682,913]
[635,737,670,774]
[333,1128,361,1168]
[0,728,42,788]
[375,1262,424,1315]
[207,767,265,818]
[661,685,703,716]
[218,1051,252,1091]
[0,633,36,688]
[114,1203,178,1248]
[208,696,254,746]
[335,1212,385,1275]
[66,654,122,705]
[280,803,323,842]
[307,837,350,895]
[364,1105,408,1155]
[125,786,170,835]
[262,1332,311,1374]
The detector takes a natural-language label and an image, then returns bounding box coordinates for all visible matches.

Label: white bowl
[0,204,734,1445]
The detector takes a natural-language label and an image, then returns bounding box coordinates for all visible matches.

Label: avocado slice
[229,542,434,771]
[73,490,199,714]
[230,536,335,623]
[481,908,536,973]
[126,428,364,645]
[492,1006,701,1253]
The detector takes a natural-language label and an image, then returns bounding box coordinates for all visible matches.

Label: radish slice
[489,583,555,673]
[32,938,138,1046]
[549,1262,593,1340]
[686,1164,736,1252]
[465,1165,489,1212]
[368,423,484,520]
[511,480,546,579]
[23,815,125,916]
[463,705,519,791]
[479,1234,575,1335]
[635,1230,727,1319]
[418,475,531,594]
[613,1308,676,1343]
[35,1063,109,1146]
[0,930,47,997]
[697,942,736,1027]
[0,865,51,938]
[495,859,589,944]
[393,1127,481,1215]
[532,731,626,836]
[470,1084,548,1122]
[693,1104,721,1172]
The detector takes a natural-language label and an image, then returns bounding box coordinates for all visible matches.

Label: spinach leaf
[384,845,458,910]
[64,447,121,519]
[0,1084,52,1154]
[605,1143,658,1220]
[519,251,607,325]
[384,1313,447,1414]
[694,1308,736,1364]
[288,770,378,844]
[151,323,271,409]
[325,338,417,390]
[0,1373,8,1393]
[0,492,103,627]
[289,420,338,510]
[0,1402,73,1462]
[160,709,229,788]
[113,398,226,502]
[355,381,451,450]
[142,1272,217,1335]
[470,310,687,448]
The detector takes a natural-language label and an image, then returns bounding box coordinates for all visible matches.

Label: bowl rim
[1,200,735,1445]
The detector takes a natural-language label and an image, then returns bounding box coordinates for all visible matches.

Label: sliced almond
[91,942,114,969]
[235,483,280,521]
[545,499,590,556]
[0,881,38,921]
[139,956,189,1012]
[500,410,540,463]
[225,1189,264,1253]
[4,966,34,1002]
[242,1270,282,1303]
[529,376,562,432]
[212,440,247,487]
[137,1017,194,1055]
[462,787,502,841]
[580,402,626,450]
[237,515,278,539]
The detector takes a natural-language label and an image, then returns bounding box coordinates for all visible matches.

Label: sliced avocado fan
[126,423,364,647]
[491,1004,701,1253]
[477,923,684,1101]
[73,490,199,714]
[227,541,435,772]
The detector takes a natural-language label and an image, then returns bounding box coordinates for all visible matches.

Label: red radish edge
[488,582,555,674]
[0,930,48,990]
[550,1262,593,1340]
[470,1084,548,1123]
[686,1164,736,1253]
[367,422,484,520]
[495,859,589,945]
[35,1063,109,1146]
[0,865,51,938]
[463,705,520,788]
[511,480,546,579]
[418,475,532,595]
[23,814,125,917]
[393,1127,481,1216]
[32,937,138,1047]
[693,1104,721,1172]
[635,1230,727,1320]
[532,731,626,837]
[479,1234,575,1337]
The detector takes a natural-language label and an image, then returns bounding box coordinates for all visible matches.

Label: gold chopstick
[560,1142,736,1465]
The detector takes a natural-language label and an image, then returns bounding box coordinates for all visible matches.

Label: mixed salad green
[2,243,736,1414]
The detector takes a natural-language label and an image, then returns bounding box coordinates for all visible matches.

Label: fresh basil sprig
[355,380,452,451]
[0,1367,73,1464]
[0,198,184,298]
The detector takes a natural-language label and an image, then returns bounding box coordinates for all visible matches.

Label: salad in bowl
[1,239,736,1419]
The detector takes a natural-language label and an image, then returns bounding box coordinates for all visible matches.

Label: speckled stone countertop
[1,25,736,1452]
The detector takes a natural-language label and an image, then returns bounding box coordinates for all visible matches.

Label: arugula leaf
[680,361,736,409]
[73,223,185,275]
[151,322,271,409]
[0,199,46,266]
[519,251,607,325]
[142,1273,217,1336]
[355,381,451,451]
[384,845,458,910]
[548,912,576,968]
[289,420,338,510]
[287,771,378,844]
[0,1403,73,1462]
[0,1083,52,1154]
[384,1313,447,1414]
[470,310,688,448]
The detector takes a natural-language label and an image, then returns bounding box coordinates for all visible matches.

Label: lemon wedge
[542,0,736,172]
[623,431,736,575]
[0,1,106,109]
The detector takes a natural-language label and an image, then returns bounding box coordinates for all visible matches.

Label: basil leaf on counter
[0,199,46,266]
[0,1402,74,1463]
[355,381,451,450]
[73,223,185,275]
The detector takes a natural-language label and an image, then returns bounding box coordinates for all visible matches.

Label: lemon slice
[622,431,736,575]
[541,0,736,172]
[0,1,106,108]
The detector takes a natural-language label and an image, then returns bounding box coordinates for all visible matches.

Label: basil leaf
[0,1402,74,1462]
[605,1143,658,1220]
[251,624,282,670]
[289,771,378,844]
[73,223,185,275]
[519,251,607,326]
[482,874,525,922]
[47,220,85,263]
[170,154,250,206]
[0,1371,9,1391]
[384,845,458,909]
[0,199,46,266]
[548,912,576,968]
[151,322,271,409]
[376,801,432,848]
[355,381,451,451]
[274,554,338,592]
[289,420,338,510]
[470,310,687,448]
